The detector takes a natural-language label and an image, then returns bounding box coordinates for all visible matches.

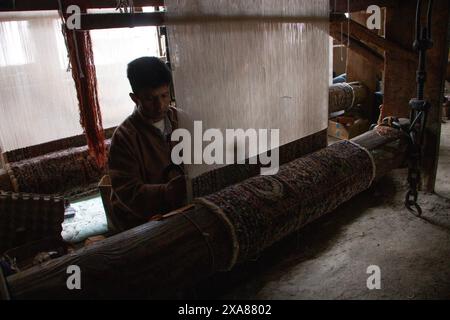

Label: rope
[180,211,216,273]
[57,0,71,72]
[194,197,239,271]
[56,0,64,20]
[347,0,350,47]
[57,0,84,78]
[340,22,344,61]
[346,140,377,187]
[342,82,356,109]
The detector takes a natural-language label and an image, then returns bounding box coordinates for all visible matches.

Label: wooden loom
[1,126,408,299]
[0,0,448,299]
[1,0,446,190]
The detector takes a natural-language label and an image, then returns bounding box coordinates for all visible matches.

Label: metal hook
[405,190,423,217]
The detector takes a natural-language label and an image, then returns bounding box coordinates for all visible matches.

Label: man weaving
[108,57,187,232]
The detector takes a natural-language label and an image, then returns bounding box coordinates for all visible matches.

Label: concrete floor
[194,122,450,300]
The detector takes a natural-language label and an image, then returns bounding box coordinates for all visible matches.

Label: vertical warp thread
[166,0,330,183]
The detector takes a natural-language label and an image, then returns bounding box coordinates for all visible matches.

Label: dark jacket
[108,106,180,232]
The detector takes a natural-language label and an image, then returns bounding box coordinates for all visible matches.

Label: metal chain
[405,128,422,216]
[404,0,434,216]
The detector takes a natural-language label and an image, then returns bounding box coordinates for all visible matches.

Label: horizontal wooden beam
[331,0,397,13]
[79,11,164,29]
[330,28,384,70]
[331,17,417,63]
[1,0,397,13]
[0,0,164,11]
[78,12,331,30]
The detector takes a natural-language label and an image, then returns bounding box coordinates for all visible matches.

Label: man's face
[130,85,171,122]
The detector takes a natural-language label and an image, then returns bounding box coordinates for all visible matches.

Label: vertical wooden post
[383,0,449,192]
[422,0,450,191]
[383,1,416,117]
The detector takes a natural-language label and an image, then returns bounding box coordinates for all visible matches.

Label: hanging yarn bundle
[58,1,107,169]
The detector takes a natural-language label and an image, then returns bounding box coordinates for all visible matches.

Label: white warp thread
[166,0,330,180]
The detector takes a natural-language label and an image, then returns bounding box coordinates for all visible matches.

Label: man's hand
[164,174,187,210]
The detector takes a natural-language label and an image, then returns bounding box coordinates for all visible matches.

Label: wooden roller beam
[78,12,331,30]
[4,127,408,300]
[329,82,369,114]
[79,12,165,30]
[1,0,397,13]
[0,0,164,11]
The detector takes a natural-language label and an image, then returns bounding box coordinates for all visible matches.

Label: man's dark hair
[127,56,172,94]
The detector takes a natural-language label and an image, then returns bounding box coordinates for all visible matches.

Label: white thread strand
[166,0,330,180]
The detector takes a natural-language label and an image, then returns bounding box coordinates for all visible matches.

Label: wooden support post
[383,0,449,192]
[422,0,450,191]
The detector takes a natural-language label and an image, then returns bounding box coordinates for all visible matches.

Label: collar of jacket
[130,106,176,141]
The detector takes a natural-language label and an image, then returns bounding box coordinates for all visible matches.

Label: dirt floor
[193,122,450,300]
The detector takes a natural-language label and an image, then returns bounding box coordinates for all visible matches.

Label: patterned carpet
[197,140,375,270]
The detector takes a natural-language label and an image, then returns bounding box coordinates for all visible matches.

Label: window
[0,20,33,67]
[89,7,162,128]
[0,9,162,151]
[0,11,81,152]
